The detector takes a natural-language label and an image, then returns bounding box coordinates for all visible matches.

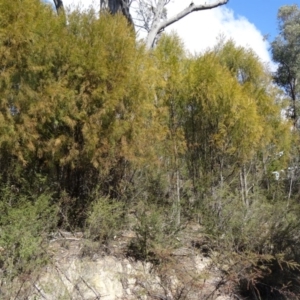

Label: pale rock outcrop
[2,230,233,300]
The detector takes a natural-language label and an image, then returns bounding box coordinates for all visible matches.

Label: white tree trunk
[145,0,229,49]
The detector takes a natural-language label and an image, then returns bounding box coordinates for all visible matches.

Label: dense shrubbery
[0,0,300,299]
[200,184,300,298]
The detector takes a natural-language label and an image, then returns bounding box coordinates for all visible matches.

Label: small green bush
[0,185,58,281]
[128,201,176,262]
[199,185,300,299]
[85,195,125,243]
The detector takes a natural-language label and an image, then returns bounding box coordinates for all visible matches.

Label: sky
[51,0,298,68]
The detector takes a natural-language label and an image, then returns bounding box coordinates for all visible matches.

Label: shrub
[0,185,58,282]
[85,195,125,243]
[199,185,300,299]
[128,201,176,262]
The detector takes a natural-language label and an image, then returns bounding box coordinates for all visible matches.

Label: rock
[2,229,234,300]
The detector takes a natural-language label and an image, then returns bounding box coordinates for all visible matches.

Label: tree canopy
[1,1,300,299]
[271,4,300,125]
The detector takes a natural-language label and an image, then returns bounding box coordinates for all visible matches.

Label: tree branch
[146,0,229,49]
[161,0,228,29]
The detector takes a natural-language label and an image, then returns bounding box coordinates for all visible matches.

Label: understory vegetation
[1,1,300,299]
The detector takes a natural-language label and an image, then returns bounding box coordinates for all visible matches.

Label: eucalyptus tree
[271,5,300,126]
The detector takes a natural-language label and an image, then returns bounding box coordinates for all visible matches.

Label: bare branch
[146,0,229,49]
[161,0,229,29]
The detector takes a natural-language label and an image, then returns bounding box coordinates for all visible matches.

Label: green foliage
[0,184,57,281]
[179,40,291,195]
[128,201,176,261]
[200,184,300,299]
[85,194,125,243]
[153,34,189,227]
[0,0,166,226]
[0,2,297,297]
[271,5,300,122]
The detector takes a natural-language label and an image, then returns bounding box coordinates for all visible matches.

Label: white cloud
[165,1,273,67]
[55,0,274,67]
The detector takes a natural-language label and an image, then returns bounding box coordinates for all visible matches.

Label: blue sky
[49,0,297,67]
[227,0,296,40]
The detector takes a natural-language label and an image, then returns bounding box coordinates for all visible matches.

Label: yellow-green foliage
[0,1,165,196]
[0,185,57,280]
[0,2,298,297]
[0,0,291,200]
[154,33,187,155]
[86,194,124,243]
[181,40,291,182]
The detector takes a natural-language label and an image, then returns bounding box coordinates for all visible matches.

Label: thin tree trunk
[174,144,181,228]
[100,0,134,26]
[240,165,249,207]
[53,0,64,14]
